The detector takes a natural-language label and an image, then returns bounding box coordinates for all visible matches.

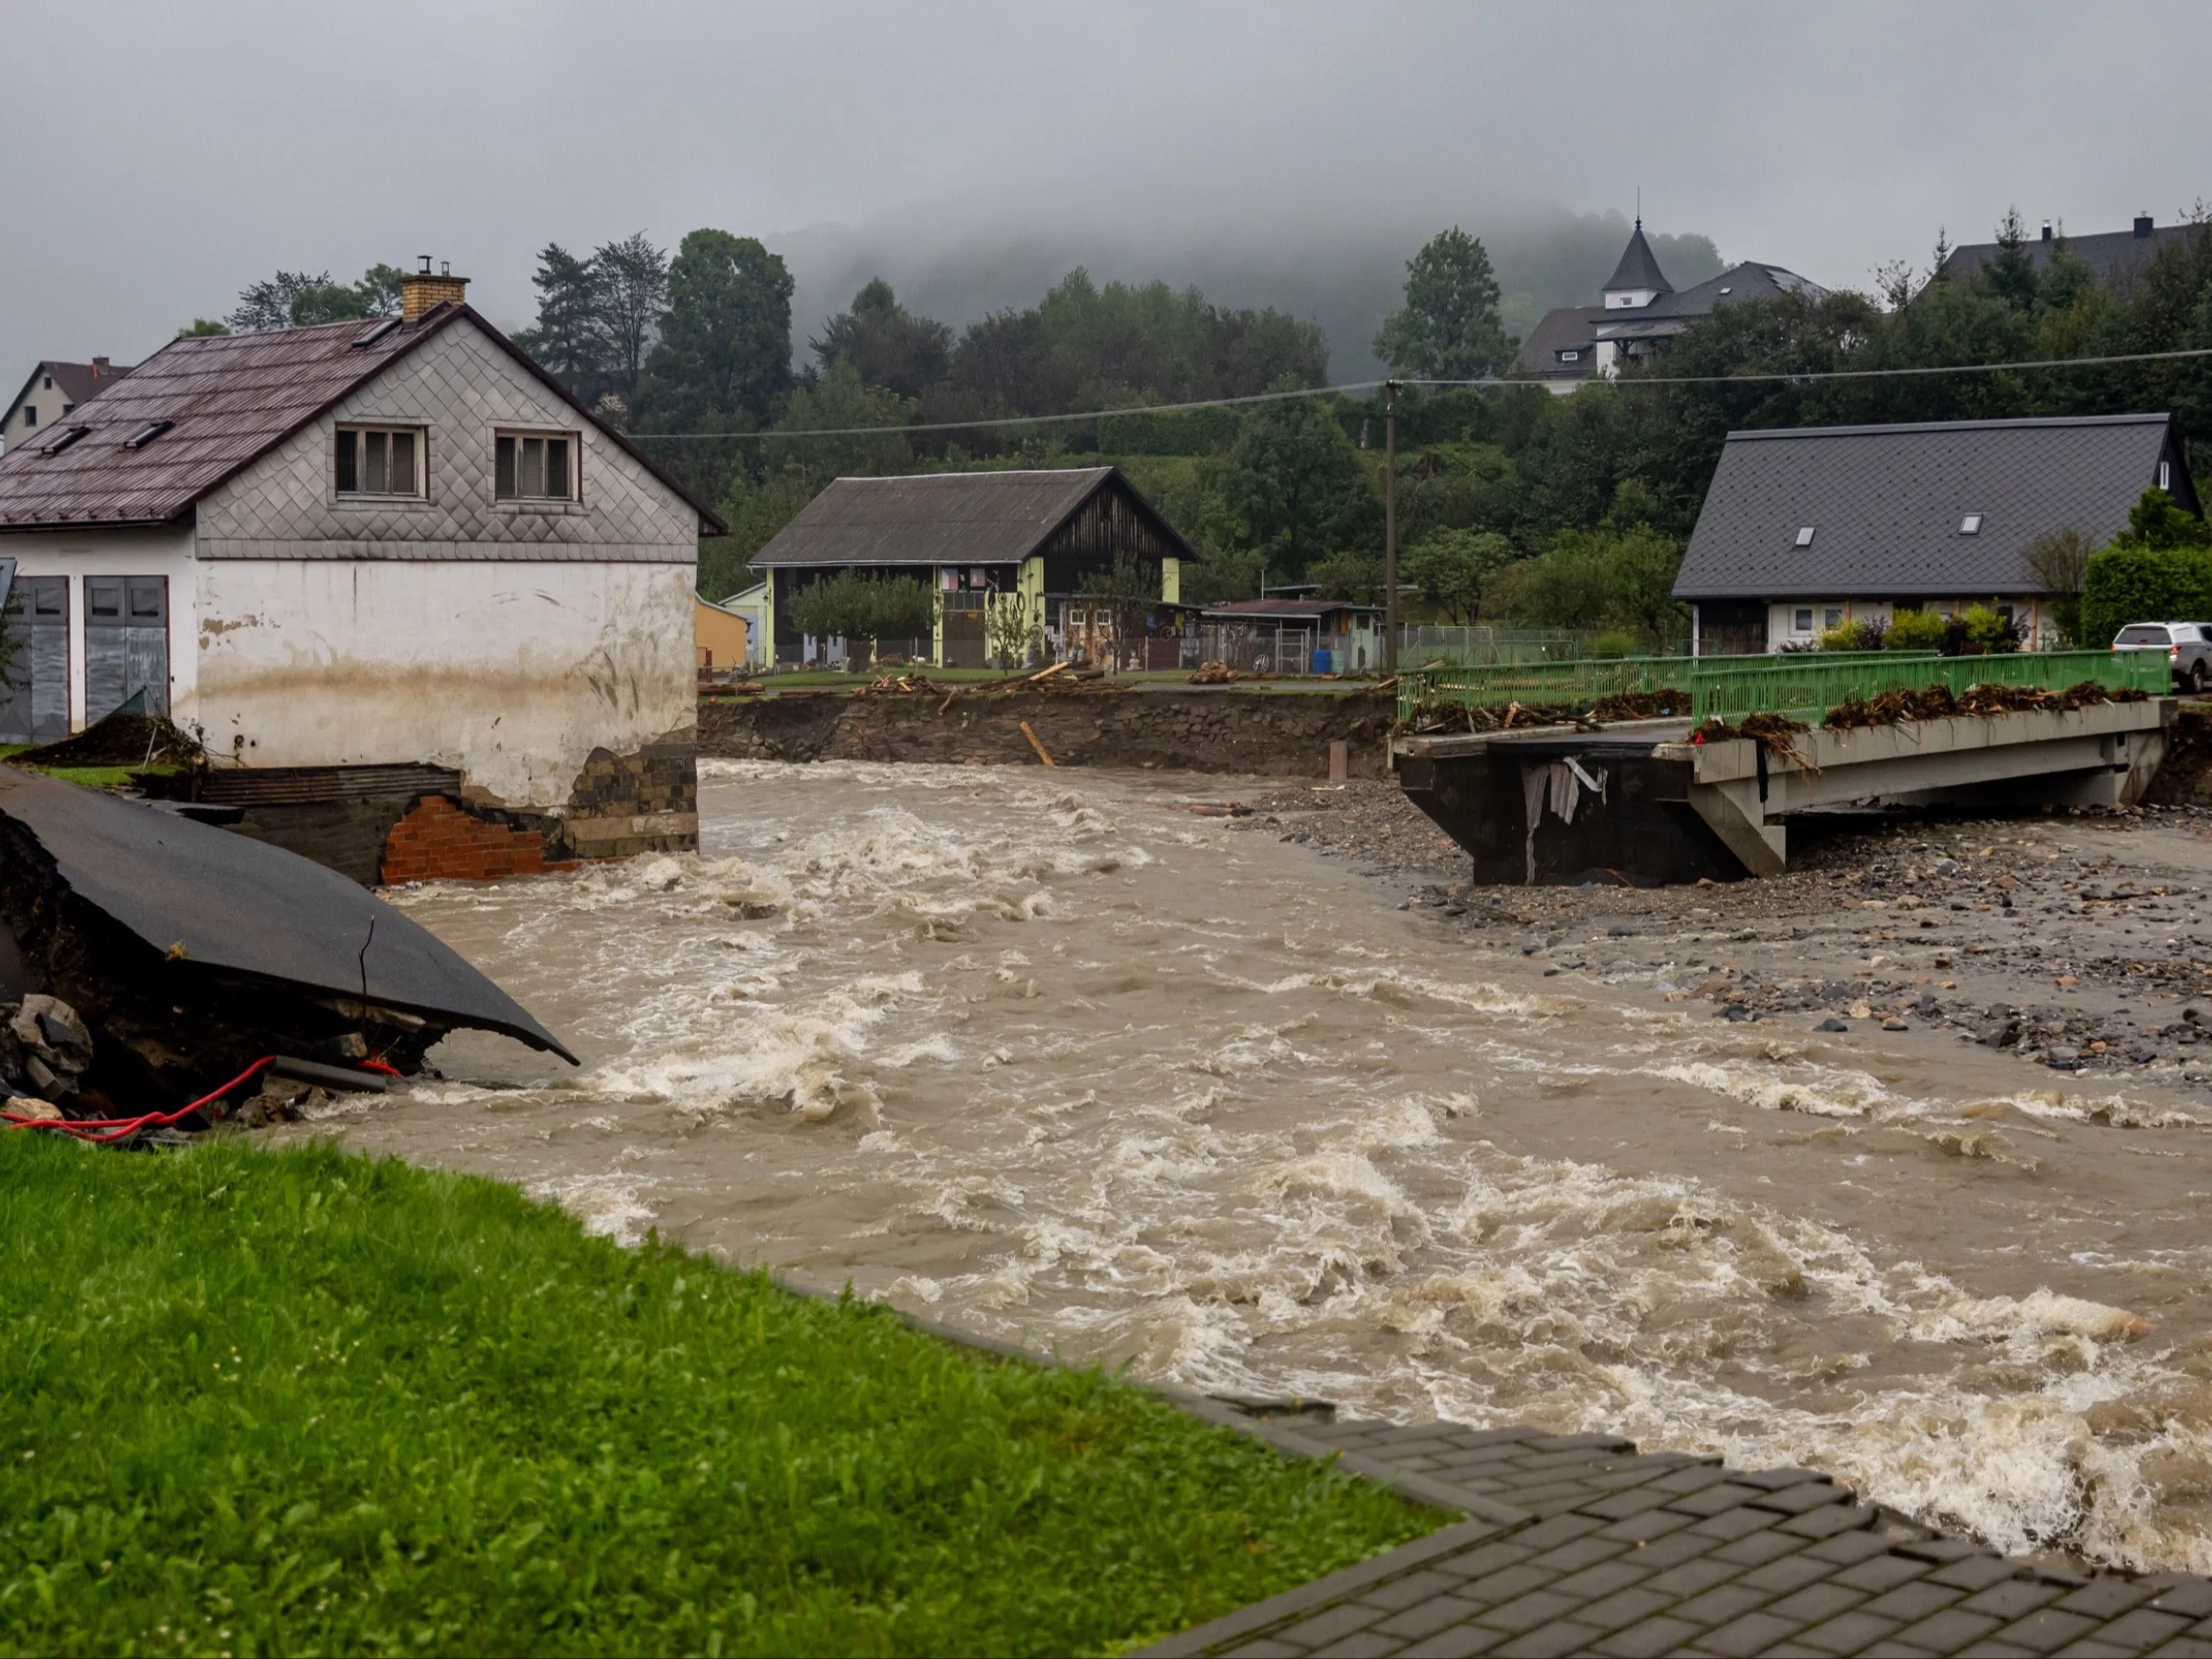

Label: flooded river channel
[314,760,2212,1572]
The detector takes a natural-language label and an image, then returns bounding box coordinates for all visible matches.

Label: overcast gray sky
[7,1,2208,379]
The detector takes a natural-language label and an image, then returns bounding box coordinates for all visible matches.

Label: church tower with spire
[1601,218,1674,311]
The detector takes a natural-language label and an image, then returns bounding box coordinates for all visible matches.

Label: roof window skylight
[1959,513,1983,535]
[1794,526,1816,548]
[37,425,88,456]
[352,317,402,347]
[124,420,173,451]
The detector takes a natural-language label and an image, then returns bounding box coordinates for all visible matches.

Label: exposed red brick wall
[379,796,561,884]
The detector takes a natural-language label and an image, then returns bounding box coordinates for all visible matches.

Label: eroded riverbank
[292,761,2212,1575]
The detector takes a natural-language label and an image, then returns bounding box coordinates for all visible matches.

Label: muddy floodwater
[309,759,2212,1573]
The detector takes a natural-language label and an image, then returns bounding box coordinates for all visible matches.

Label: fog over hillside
[775,204,1728,383]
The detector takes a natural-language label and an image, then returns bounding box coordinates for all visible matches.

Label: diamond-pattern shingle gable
[1672,414,2192,601]
[194,317,700,563]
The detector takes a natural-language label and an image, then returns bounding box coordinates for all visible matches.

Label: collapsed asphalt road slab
[0,768,575,1114]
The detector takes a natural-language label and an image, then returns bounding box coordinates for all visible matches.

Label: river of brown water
[297,759,2212,1572]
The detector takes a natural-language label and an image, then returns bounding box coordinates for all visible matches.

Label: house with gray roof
[0,261,723,875]
[1941,213,2207,291]
[1512,220,1826,392]
[1672,413,2198,655]
[752,466,1191,665]
[2,358,134,455]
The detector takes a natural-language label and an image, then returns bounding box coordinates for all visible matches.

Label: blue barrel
[1313,648,1333,673]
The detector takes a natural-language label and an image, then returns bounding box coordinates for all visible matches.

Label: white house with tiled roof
[0,264,720,868]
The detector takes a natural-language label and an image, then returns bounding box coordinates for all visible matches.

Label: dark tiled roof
[1630,260,1827,323]
[755,467,1186,567]
[1511,306,1604,378]
[1602,223,1672,295]
[1674,414,2193,601]
[1943,221,2209,288]
[0,310,722,532]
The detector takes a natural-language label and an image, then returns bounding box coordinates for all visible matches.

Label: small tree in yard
[2023,527,2094,645]
[788,572,937,664]
[1076,554,1162,672]
[983,594,1041,669]
[1404,527,1515,624]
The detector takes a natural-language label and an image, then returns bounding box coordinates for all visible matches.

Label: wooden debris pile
[1824,679,2147,730]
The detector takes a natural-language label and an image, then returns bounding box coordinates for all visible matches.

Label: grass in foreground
[0,1135,1433,1657]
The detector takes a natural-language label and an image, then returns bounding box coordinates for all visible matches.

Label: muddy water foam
[305,760,2212,1572]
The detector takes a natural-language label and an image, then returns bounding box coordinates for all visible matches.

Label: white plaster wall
[193,559,695,807]
[0,528,198,731]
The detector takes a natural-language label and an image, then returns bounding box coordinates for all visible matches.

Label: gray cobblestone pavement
[1144,1414,2212,1659]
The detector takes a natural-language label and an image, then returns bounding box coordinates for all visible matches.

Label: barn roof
[1673,414,2195,601]
[0,307,722,533]
[753,466,1192,567]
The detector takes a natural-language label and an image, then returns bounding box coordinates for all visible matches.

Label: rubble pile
[5,708,204,770]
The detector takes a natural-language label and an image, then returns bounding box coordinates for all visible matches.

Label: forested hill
[772,209,1727,384]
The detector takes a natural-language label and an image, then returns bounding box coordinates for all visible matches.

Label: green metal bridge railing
[1397,649,2171,727]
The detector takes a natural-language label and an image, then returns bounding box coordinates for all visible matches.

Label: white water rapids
[300,760,2212,1572]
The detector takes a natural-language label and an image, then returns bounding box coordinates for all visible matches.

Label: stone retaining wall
[698,689,1396,778]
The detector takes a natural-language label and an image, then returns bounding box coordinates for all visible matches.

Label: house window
[495,431,576,502]
[19,407,33,428]
[336,425,421,496]
[1559,349,1580,362]
[1794,527,1816,547]
[1794,608,1815,633]
[41,376,52,390]
[1824,608,1843,629]
[1960,513,1982,534]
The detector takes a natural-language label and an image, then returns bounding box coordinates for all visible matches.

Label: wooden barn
[750,467,1192,667]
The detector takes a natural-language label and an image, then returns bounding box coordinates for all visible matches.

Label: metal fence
[1399,648,2171,726]
[1398,626,1680,664]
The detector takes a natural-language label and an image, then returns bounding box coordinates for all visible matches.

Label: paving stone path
[1146,1414,2212,1659]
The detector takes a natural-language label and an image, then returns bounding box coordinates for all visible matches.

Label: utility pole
[1383,379,1400,673]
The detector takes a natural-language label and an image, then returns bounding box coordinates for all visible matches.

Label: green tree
[225,264,407,332]
[2022,527,2095,644]
[514,243,611,401]
[636,230,793,435]
[788,572,935,655]
[1307,550,1385,605]
[1404,527,1515,623]
[774,359,915,482]
[810,280,952,400]
[1490,524,1685,643]
[1202,383,1379,579]
[2117,485,2211,550]
[1373,228,1512,380]
[176,319,230,338]
[1076,553,1164,672]
[593,233,670,407]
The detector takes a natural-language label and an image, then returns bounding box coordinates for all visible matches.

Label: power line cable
[621,345,2212,442]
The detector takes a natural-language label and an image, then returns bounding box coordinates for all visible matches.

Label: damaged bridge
[1392,652,2175,885]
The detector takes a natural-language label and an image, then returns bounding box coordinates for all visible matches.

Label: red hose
[1,1055,391,1145]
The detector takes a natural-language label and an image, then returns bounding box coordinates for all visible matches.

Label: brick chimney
[399,257,469,321]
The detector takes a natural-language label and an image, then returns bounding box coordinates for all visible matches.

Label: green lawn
[0,1135,1433,1657]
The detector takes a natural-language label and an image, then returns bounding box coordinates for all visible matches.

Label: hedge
[2081,544,2212,648]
